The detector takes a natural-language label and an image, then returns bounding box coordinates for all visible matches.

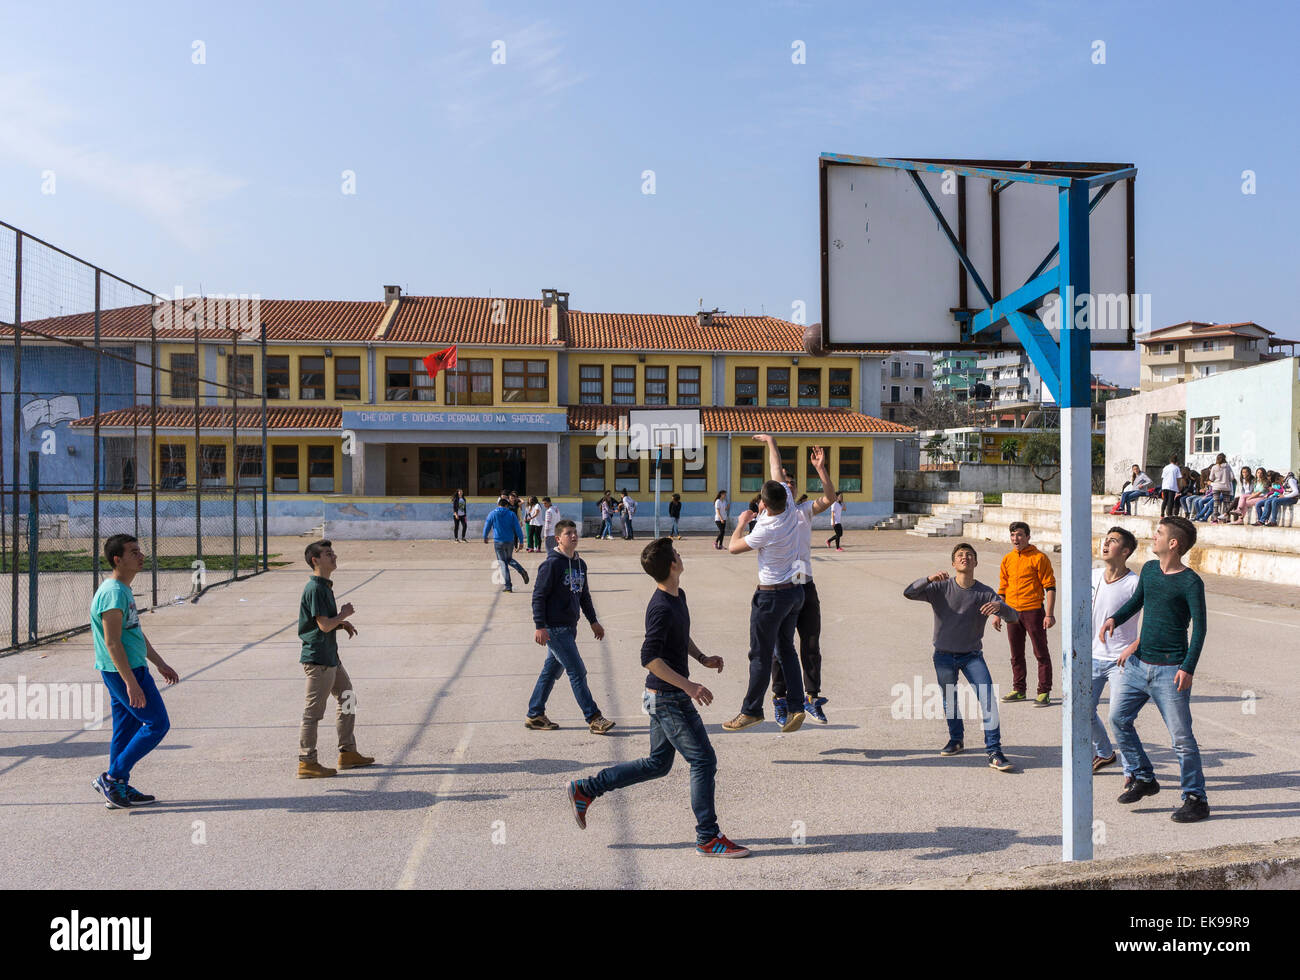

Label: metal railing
[1,220,269,653]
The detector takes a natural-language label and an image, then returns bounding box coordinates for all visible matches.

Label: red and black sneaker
[696,834,751,858]
[567,781,593,830]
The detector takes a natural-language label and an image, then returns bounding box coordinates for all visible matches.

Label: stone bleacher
[963,492,1300,586]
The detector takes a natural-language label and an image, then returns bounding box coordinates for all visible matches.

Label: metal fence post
[11,232,21,648]
[150,296,159,608]
[93,269,101,586]
[27,450,38,641]
[232,330,239,581]
[193,304,202,577]
[261,320,268,572]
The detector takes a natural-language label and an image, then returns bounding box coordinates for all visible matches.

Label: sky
[2,0,1297,387]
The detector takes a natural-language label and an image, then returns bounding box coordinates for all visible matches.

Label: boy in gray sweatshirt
[904,542,1020,771]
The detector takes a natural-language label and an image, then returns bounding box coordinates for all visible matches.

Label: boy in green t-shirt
[298,540,375,778]
[90,534,179,809]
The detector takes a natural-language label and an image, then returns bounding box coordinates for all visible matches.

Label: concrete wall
[1184,356,1300,476]
[897,464,1101,495]
[1104,383,1187,492]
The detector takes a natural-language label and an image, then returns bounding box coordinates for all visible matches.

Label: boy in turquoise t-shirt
[90,534,179,809]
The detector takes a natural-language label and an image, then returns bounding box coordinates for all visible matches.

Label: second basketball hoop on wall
[627,409,702,459]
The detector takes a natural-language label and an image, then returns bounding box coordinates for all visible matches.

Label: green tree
[922,433,951,466]
[1146,413,1187,471]
[1000,437,1020,462]
[1021,431,1061,493]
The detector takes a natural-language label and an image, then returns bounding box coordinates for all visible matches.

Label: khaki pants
[299,662,357,761]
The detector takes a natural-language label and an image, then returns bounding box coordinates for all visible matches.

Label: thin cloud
[0,71,247,249]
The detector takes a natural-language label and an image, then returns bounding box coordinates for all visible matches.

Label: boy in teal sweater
[1100,516,1209,823]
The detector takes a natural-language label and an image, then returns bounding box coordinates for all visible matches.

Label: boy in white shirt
[826,493,845,551]
[541,497,562,554]
[723,434,806,734]
[621,491,638,540]
[1160,455,1184,518]
[1091,527,1141,776]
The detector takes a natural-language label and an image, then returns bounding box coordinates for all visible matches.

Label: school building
[7,287,913,536]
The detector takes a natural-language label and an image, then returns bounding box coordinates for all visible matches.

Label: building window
[683,447,706,492]
[227,355,254,397]
[798,368,821,406]
[170,353,197,400]
[386,357,435,402]
[272,445,299,492]
[266,355,291,399]
[503,359,548,402]
[890,385,901,403]
[236,445,263,487]
[579,444,605,492]
[735,367,758,407]
[335,356,361,400]
[805,453,823,494]
[307,445,335,492]
[1161,343,1175,354]
[677,366,701,406]
[1192,416,1220,455]
[740,445,763,492]
[614,457,640,491]
[159,444,187,489]
[645,365,668,406]
[651,452,673,491]
[199,444,226,487]
[447,358,492,405]
[914,363,924,379]
[579,365,604,404]
[891,361,902,378]
[418,447,469,494]
[839,446,862,493]
[829,368,851,407]
[611,365,636,405]
[300,356,326,400]
[766,367,790,406]
[913,387,923,403]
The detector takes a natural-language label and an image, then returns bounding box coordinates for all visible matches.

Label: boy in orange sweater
[993,521,1057,706]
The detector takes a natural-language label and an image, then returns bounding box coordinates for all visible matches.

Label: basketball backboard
[819,155,1136,351]
[627,409,702,456]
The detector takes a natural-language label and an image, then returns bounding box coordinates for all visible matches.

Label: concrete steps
[907,503,985,538]
[872,513,920,531]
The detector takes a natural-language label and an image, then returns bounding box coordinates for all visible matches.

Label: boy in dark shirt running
[566,537,750,857]
[904,543,1020,772]
[297,540,375,778]
[526,519,615,734]
[1099,516,1210,822]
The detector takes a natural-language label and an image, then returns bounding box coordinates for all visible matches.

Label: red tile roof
[1139,321,1269,342]
[567,405,912,435]
[383,296,559,346]
[6,294,886,355]
[70,405,342,430]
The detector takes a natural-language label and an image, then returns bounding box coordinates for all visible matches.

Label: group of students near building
[1118,455,1299,526]
[85,437,1213,852]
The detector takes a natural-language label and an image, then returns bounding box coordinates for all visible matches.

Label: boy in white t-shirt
[1091,526,1141,777]
[1160,456,1184,519]
[826,493,845,550]
[541,497,561,554]
[723,434,806,734]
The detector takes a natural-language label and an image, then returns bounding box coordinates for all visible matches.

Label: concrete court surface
[1,529,1298,889]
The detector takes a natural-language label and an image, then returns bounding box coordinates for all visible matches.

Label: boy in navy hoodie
[526,520,614,734]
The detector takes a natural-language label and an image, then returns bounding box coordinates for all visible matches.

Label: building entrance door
[477,447,526,497]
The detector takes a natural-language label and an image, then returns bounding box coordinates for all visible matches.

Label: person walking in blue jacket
[483,496,529,593]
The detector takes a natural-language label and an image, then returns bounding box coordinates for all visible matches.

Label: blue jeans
[493,541,526,589]
[670,517,680,536]
[1194,496,1215,521]
[931,651,1001,752]
[742,587,804,716]
[1257,494,1298,524]
[1181,493,1207,517]
[1120,489,1147,515]
[580,689,719,844]
[527,626,600,722]
[599,516,612,539]
[1091,657,1126,767]
[100,666,171,783]
[1109,658,1206,799]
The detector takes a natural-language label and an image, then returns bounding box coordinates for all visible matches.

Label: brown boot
[338,749,376,770]
[297,759,337,779]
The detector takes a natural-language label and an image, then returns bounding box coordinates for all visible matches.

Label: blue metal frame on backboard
[817,155,1137,370]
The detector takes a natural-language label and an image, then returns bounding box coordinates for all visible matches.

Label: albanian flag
[423,346,457,380]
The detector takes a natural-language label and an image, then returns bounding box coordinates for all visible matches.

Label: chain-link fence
[1,220,268,653]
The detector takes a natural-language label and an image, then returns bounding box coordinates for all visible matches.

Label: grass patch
[983,492,1003,505]
[0,551,289,573]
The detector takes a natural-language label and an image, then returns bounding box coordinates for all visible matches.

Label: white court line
[1195,714,1299,757]
[395,723,474,890]
[1206,607,1300,629]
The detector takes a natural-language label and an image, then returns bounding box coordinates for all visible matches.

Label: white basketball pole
[653,445,662,539]
[1059,181,1094,862]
